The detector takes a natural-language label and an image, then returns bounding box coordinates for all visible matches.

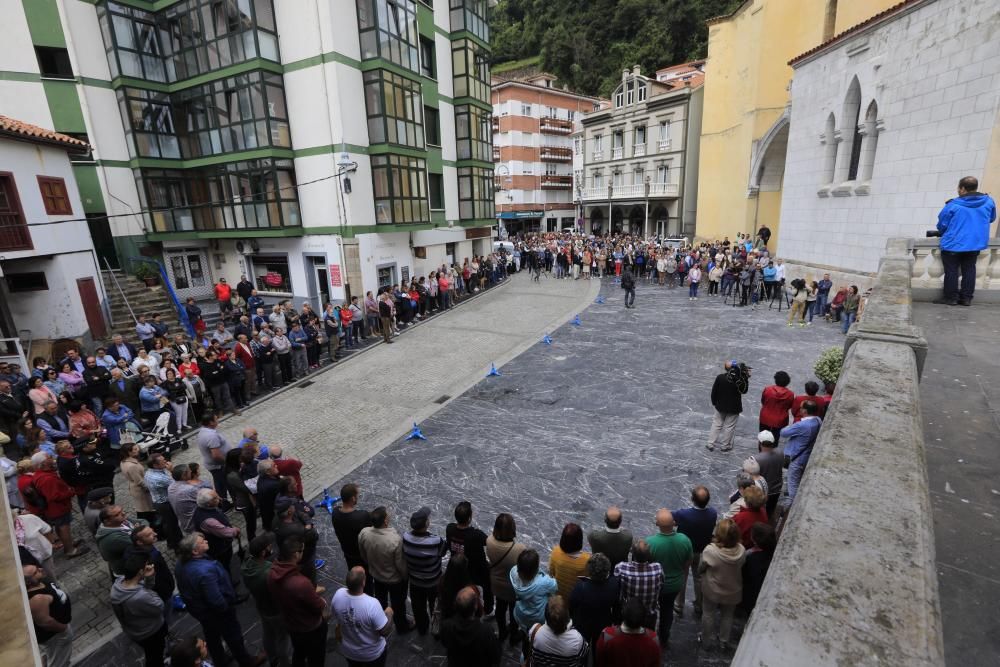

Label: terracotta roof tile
[0,115,90,150]
[788,0,924,66]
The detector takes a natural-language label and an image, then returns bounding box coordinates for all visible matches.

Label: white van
[494,240,515,254]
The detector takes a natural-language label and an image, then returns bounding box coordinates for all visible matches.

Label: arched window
[836,76,861,183]
[859,100,880,182]
[822,112,838,184]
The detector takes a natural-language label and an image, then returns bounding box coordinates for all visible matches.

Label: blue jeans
[689,281,699,297]
[787,460,808,500]
[815,292,828,318]
[841,310,856,333]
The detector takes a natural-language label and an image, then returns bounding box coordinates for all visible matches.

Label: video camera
[925,229,942,238]
[789,277,807,290]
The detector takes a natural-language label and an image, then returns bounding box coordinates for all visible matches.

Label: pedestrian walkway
[915,302,1000,666]
[71,271,597,661]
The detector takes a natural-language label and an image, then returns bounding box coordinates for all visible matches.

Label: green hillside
[490,0,741,97]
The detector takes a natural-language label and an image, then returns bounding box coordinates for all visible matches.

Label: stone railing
[734,237,943,667]
[909,238,1000,290]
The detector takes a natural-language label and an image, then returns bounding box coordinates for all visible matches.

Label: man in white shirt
[332,566,393,666]
[774,259,786,285]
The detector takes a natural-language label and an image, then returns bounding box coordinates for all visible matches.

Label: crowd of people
[505,227,866,333]
[4,345,830,667]
[0,227,848,667]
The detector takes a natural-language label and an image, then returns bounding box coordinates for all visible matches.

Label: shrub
[814,346,844,385]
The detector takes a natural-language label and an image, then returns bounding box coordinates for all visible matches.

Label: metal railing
[103,257,135,327]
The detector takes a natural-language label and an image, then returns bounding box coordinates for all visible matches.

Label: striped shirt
[402,531,447,589]
[530,624,589,667]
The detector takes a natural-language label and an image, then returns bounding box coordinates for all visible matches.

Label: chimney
[622,69,629,84]
[632,64,642,77]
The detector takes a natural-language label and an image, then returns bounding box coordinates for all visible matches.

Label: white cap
[757,431,776,444]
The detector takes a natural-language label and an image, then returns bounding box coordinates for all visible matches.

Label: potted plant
[813,346,845,385]
[135,263,160,287]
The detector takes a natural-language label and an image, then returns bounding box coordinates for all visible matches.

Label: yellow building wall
[834,0,902,35]
[695,0,903,252]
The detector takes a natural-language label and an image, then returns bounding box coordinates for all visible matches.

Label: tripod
[768,281,790,312]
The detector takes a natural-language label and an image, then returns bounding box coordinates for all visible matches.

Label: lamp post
[334,147,358,301]
[494,163,511,236]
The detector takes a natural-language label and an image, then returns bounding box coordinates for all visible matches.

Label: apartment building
[492,73,605,235]
[579,63,704,237]
[1,0,494,310]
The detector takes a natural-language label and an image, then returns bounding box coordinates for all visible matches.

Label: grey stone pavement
[915,302,1000,666]
[75,274,843,666]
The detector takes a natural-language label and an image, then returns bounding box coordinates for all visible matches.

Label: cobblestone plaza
[76,273,842,666]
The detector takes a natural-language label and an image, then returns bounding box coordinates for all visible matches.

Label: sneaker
[705,443,715,452]
[799,322,805,327]
[720,445,733,452]
[957,299,971,306]
[787,323,794,327]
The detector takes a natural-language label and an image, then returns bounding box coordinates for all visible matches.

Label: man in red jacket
[233,334,257,397]
[30,452,89,558]
[791,380,826,421]
[269,446,303,500]
[597,597,661,666]
[758,371,794,443]
[214,278,233,322]
[267,535,329,667]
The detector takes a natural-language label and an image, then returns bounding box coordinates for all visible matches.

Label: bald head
[454,585,479,619]
[655,509,675,534]
[346,566,367,594]
[604,506,622,530]
[242,427,258,440]
[269,445,283,459]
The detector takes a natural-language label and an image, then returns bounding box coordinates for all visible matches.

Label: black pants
[208,383,234,414]
[210,467,229,504]
[495,596,516,638]
[278,354,293,383]
[290,620,328,667]
[136,621,167,667]
[195,607,252,667]
[658,587,681,645]
[239,503,257,541]
[766,493,780,518]
[154,501,182,549]
[624,287,635,307]
[941,249,979,302]
[410,584,437,634]
[229,379,247,408]
[372,578,409,631]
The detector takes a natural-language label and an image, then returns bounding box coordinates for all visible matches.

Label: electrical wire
[18,168,351,228]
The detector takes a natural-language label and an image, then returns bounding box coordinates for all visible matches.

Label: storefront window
[248,254,291,293]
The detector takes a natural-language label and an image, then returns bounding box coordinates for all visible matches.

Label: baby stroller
[119,413,183,458]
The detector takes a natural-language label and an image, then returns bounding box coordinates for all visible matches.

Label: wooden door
[76,277,106,339]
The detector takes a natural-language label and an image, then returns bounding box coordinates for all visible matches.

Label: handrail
[127,257,195,339]
[103,257,136,326]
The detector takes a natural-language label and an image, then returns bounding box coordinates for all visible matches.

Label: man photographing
[933,176,995,306]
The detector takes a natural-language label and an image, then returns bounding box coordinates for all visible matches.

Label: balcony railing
[540,147,573,162]
[657,139,671,151]
[909,238,1000,291]
[611,147,623,160]
[493,147,501,161]
[579,182,679,201]
[540,175,573,189]
[492,117,500,132]
[633,144,646,157]
[592,151,604,161]
[0,213,32,251]
[540,117,574,134]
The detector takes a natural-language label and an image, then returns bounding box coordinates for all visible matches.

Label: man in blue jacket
[175,533,264,667]
[935,176,996,306]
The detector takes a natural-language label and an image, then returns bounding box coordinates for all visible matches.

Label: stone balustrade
[909,238,1000,290]
[733,237,943,667]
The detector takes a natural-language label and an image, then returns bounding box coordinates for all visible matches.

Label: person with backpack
[26,452,89,558]
[621,267,636,309]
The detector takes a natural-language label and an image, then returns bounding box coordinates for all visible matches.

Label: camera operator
[932,176,996,306]
[707,361,752,453]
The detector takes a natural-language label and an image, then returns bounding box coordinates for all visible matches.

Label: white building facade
[0,0,495,312]
[777,0,1000,276]
[579,64,704,238]
[0,117,108,345]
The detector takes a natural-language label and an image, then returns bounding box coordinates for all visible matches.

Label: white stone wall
[778,0,1000,274]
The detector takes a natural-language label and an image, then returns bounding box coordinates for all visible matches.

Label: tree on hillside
[491,0,741,96]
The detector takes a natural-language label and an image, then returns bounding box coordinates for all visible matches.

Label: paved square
[79,276,842,666]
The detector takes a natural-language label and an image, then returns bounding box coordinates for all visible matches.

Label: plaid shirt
[614,561,663,618]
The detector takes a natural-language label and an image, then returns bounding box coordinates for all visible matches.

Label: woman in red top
[733,486,770,546]
[759,370,794,443]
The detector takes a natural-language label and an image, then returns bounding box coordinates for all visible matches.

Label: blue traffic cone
[315,488,341,513]
[542,334,553,345]
[405,422,428,440]
[572,315,582,326]
[487,362,502,377]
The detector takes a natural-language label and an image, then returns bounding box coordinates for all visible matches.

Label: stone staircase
[99,269,225,340]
